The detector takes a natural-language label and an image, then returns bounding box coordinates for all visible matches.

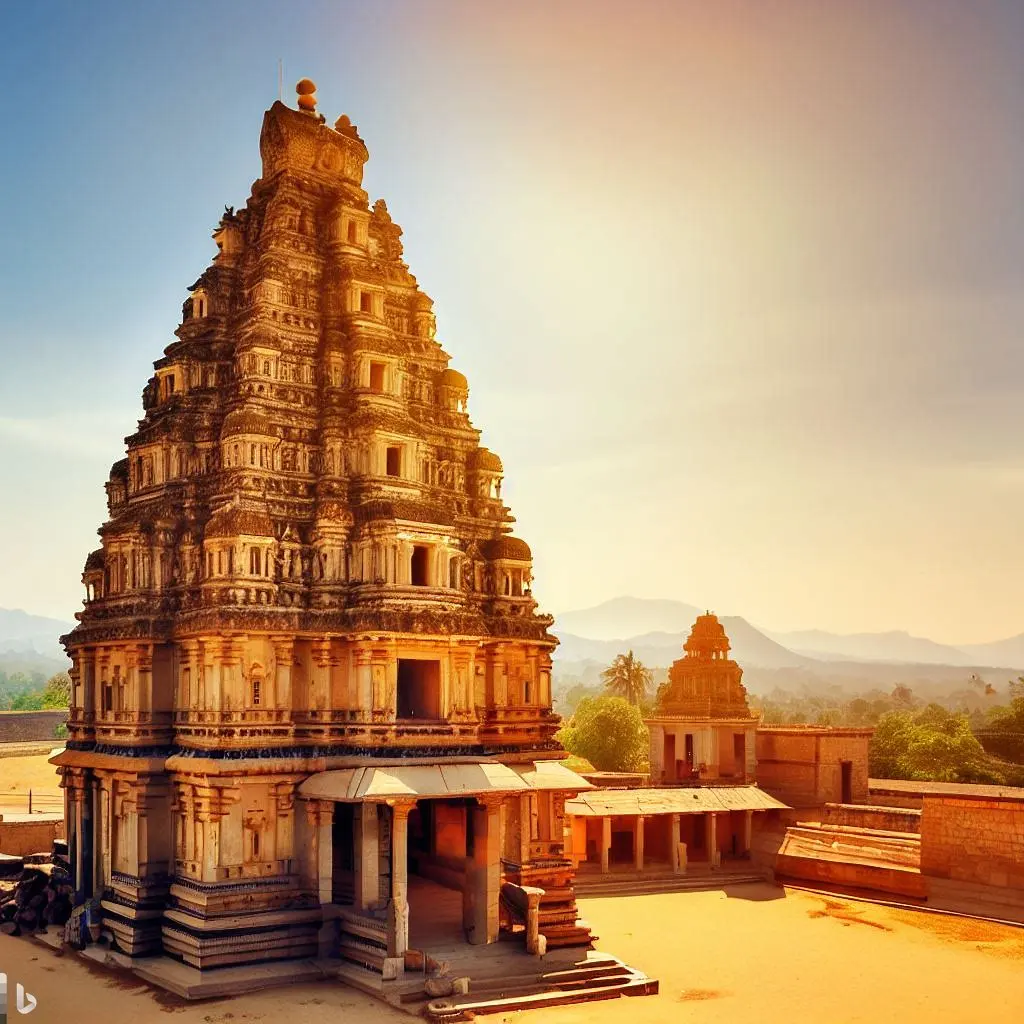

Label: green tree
[600,651,653,707]
[41,672,71,709]
[870,706,1003,784]
[556,695,648,772]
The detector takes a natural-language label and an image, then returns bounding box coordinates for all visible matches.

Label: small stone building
[755,727,873,807]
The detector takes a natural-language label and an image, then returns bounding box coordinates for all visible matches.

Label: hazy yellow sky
[2,1,1023,642]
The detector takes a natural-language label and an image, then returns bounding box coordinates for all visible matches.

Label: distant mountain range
[2,599,1022,694]
[0,606,74,663]
[552,597,1024,678]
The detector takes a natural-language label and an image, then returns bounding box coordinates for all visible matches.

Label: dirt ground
[0,750,64,815]
[1,884,1022,1024]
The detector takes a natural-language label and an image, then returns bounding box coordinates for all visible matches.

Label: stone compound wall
[920,794,1024,890]
[0,711,69,743]
[0,816,64,856]
[755,728,872,807]
[822,803,921,834]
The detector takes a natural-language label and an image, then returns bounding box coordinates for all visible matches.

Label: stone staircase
[408,953,658,1021]
[774,821,928,900]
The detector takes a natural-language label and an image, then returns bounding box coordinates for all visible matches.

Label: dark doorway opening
[332,803,355,905]
[684,733,694,768]
[664,733,676,781]
[397,659,441,720]
[411,545,430,586]
[733,733,746,776]
[840,760,853,804]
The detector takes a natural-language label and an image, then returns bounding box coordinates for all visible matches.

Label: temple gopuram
[646,613,759,784]
[54,81,619,994]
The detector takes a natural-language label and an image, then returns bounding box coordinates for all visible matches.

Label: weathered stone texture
[919,794,1024,890]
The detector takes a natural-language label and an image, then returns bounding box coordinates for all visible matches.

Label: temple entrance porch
[297,760,594,968]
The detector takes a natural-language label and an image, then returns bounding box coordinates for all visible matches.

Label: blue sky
[2,1,1024,642]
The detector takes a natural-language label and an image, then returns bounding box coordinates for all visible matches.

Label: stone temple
[54,81,610,988]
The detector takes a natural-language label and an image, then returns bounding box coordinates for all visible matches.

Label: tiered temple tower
[56,81,592,972]
[645,613,758,784]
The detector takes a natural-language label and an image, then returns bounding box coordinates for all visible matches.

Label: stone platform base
[133,955,326,1000]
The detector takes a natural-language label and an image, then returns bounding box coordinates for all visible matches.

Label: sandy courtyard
[1,882,1022,1024]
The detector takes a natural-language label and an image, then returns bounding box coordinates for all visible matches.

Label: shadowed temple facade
[55,81,596,976]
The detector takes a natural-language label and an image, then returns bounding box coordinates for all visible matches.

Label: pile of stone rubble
[0,842,74,937]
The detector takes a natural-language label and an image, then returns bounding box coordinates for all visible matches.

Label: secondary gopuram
[646,612,759,784]
[54,80,598,978]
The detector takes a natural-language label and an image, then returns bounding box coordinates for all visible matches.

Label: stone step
[434,967,658,1019]
[575,872,765,896]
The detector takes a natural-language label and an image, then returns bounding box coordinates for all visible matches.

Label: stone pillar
[72,784,85,896]
[708,812,719,868]
[519,794,531,865]
[273,638,293,711]
[317,802,333,905]
[634,815,645,871]
[388,800,414,956]
[600,816,611,874]
[135,643,153,713]
[743,810,753,857]
[469,796,502,945]
[670,814,681,874]
[355,648,374,721]
[355,802,380,911]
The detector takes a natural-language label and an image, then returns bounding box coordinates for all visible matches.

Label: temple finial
[295,78,317,112]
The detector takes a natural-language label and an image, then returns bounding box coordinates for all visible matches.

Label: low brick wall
[0,710,69,742]
[867,790,924,810]
[920,793,1024,890]
[0,816,64,856]
[822,802,921,834]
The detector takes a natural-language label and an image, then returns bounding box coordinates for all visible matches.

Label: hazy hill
[763,628,980,667]
[958,634,1024,671]
[0,608,75,663]
[553,617,812,671]
[550,596,1024,698]
[554,597,702,641]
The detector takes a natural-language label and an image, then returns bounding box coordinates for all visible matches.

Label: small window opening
[386,445,402,477]
[252,676,262,707]
[449,559,459,589]
[249,548,262,575]
[346,220,358,243]
[252,830,261,858]
[369,361,386,392]
[359,290,374,314]
[166,375,176,395]
[411,545,430,587]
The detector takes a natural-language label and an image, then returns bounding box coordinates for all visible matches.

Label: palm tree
[601,650,653,707]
